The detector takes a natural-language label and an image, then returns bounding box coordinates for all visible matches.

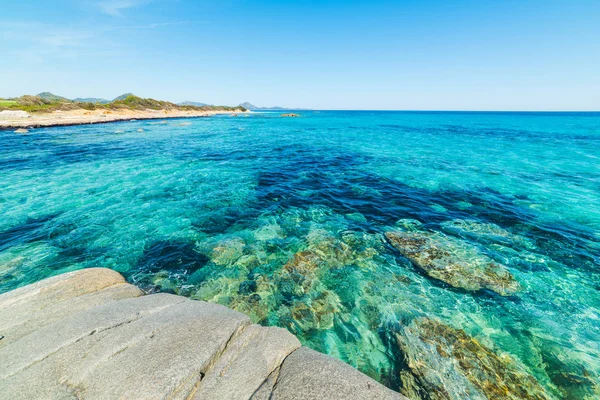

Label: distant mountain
[73,97,110,104]
[179,101,209,107]
[239,102,297,110]
[37,92,70,102]
[238,102,258,110]
[113,93,135,101]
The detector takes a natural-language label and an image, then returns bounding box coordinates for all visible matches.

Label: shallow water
[1,111,599,398]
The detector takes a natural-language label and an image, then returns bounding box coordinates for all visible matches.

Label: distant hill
[112,93,135,101]
[73,97,110,104]
[179,101,209,107]
[239,102,258,110]
[239,102,297,110]
[1,92,245,113]
[37,92,70,102]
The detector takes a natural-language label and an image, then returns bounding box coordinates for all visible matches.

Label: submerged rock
[441,219,533,248]
[385,230,520,296]
[14,128,29,134]
[287,290,341,331]
[253,223,285,241]
[273,230,375,332]
[395,318,550,400]
[532,336,600,399]
[209,237,246,266]
[283,250,321,275]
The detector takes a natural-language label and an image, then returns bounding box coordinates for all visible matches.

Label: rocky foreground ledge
[0,268,404,400]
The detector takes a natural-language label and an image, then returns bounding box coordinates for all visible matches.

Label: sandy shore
[0,108,247,130]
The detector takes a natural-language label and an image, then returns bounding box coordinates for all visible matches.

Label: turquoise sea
[1,111,599,398]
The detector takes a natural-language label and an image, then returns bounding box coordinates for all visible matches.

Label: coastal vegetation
[0,99,18,107]
[0,93,246,113]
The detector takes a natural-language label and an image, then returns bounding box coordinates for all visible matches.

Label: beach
[0,108,247,130]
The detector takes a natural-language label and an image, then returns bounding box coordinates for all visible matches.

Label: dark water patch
[378,323,410,393]
[56,245,89,260]
[136,241,208,274]
[192,209,251,235]
[127,240,210,293]
[256,156,516,229]
[253,145,599,274]
[50,142,132,163]
[0,157,33,170]
[378,124,429,134]
[238,279,257,295]
[0,214,61,252]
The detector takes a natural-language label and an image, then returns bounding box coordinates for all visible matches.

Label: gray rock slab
[192,324,301,400]
[0,292,186,380]
[250,365,282,400]
[76,299,250,400]
[0,268,132,324]
[271,347,407,400]
[0,283,142,346]
[0,295,250,399]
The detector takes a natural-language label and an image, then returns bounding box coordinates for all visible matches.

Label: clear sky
[1,0,599,110]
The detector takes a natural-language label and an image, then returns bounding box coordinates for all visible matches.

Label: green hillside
[0,93,246,113]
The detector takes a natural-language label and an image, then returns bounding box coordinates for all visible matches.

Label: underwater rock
[209,237,246,266]
[385,230,520,296]
[14,128,29,134]
[441,219,533,248]
[273,231,369,333]
[283,250,321,275]
[531,337,600,400]
[234,253,262,269]
[395,318,550,400]
[151,275,178,294]
[254,223,285,241]
[285,290,342,332]
[277,232,357,299]
[346,212,368,223]
[307,229,354,267]
[281,230,356,277]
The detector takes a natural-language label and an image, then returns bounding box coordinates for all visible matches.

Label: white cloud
[97,0,150,17]
[0,19,191,63]
[39,33,92,48]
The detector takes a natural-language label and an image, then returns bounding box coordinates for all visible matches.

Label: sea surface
[1,111,599,398]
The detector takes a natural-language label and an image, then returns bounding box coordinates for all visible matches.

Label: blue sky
[1,0,599,110]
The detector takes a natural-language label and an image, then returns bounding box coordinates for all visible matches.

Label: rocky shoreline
[0,108,248,130]
[0,268,404,399]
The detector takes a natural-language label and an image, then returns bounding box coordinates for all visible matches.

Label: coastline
[0,268,404,399]
[0,108,249,130]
